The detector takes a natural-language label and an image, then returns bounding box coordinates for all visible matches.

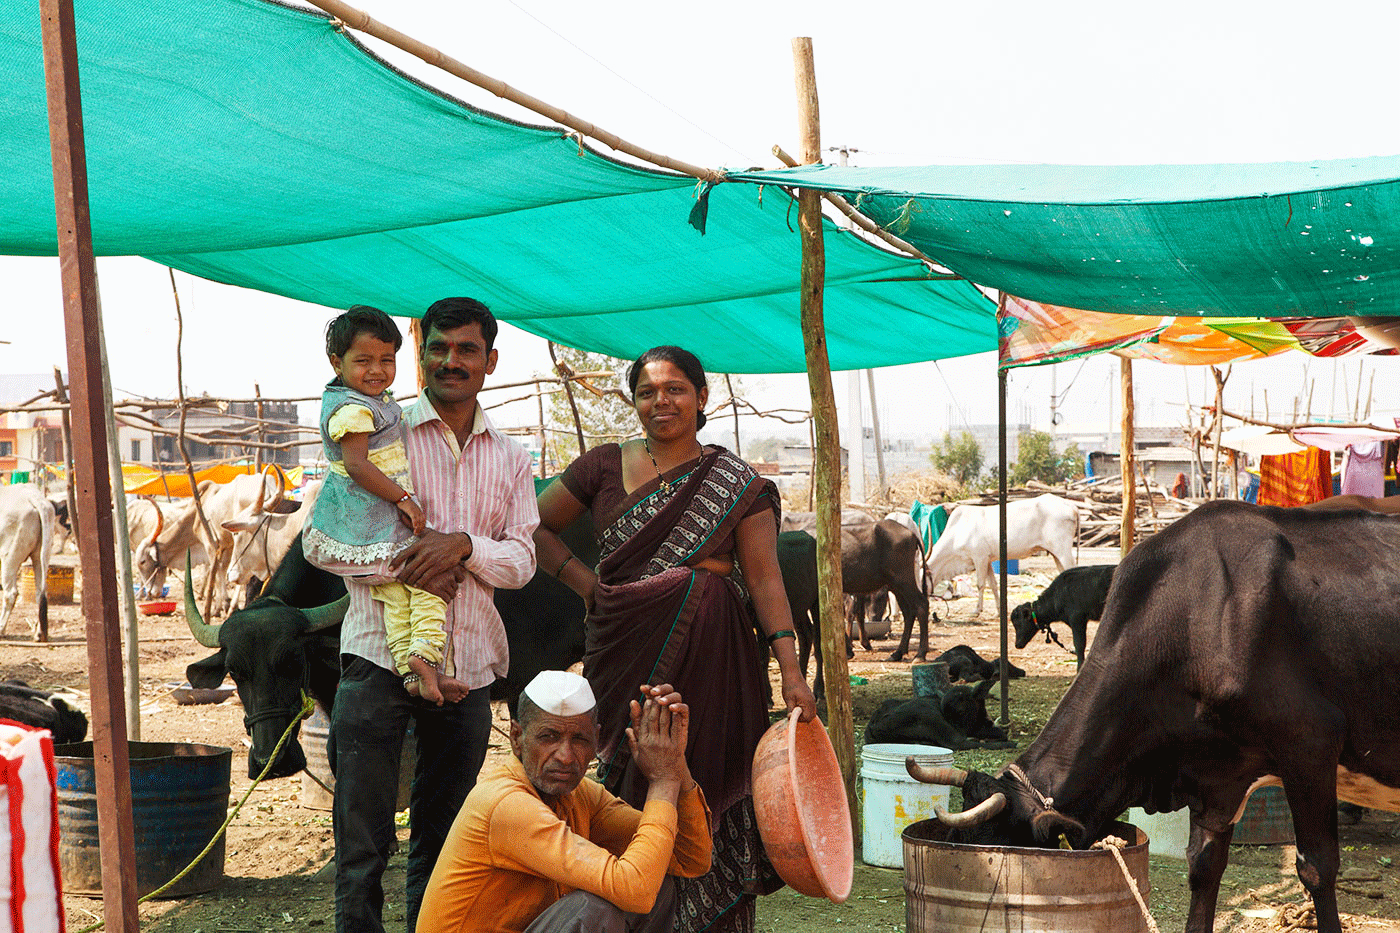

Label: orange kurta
[417,756,712,933]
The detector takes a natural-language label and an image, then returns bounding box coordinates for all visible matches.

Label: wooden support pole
[1211,366,1226,499]
[549,341,587,455]
[39,0,140,928]
[53,366,79,545]
[303,0,719,183]
[1119,356,1136,559]
[725,374,741,456]
[254,382,264,472]
[792,36,856,827]
[866,369,887,501]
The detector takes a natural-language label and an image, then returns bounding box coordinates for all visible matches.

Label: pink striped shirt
[338,396,539,690]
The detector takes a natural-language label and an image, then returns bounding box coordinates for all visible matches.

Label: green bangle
[766,629,796,645]
[555,554,576,578]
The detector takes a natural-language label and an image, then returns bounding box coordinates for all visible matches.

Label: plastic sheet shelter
[0,0,994,374]
[729,160,1400,322]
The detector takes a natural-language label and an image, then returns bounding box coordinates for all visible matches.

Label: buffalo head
[184,554,346,779]
[907,761,1090,849]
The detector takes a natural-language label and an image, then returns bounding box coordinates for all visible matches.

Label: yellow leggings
[372,581,447,675]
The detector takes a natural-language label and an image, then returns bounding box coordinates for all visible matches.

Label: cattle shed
[9,1,1400,928]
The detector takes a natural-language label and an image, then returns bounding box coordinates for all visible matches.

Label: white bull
[0,485,55,640]
[132,470,290,614]
[223,479,322,593]
[923,493,1079,616]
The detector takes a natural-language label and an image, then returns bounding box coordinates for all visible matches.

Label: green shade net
[729,161,1400,319]
[0,0,995,372]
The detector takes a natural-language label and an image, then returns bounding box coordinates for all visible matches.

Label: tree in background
[543,346,636,468]
[931,430,984,488]
[1010,430,1084,486]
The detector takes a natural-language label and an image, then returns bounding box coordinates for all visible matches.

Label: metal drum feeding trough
[903,820,1151,933]
[54,741,231,898]
[300,702,415,811]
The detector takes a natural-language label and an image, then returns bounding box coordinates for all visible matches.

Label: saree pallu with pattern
[583,448,781,933]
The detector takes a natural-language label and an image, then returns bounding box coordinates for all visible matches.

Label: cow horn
[184,554,223,648]
[935,793,1007,828]
[139,496,163,553]
[302,594,350,633]
[250,470,268,517]
[908,761,967,786]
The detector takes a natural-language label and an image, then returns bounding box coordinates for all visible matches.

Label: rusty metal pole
[792,36,855,828]
[39,0,140,929]
[1120,356,1137,558]
[53,366,79,546]
[997,294,1011,729]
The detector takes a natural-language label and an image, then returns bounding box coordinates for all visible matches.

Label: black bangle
[555,554,575,578]
[766,629,796,645]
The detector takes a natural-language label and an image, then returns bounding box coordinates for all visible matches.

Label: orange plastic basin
[138,600,177,615]
[751,708,853,903]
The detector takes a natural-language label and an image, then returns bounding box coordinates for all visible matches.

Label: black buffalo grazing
[909,500,1400,933]
[935,644,1025,683]
[186,516,597,780]
[1009,564,1115,668]
[0,680,87,743]
[863,680,1014,751]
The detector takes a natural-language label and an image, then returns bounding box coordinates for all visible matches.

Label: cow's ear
[186,651,229,688]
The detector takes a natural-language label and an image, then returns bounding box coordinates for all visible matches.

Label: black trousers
[330,655,491,933]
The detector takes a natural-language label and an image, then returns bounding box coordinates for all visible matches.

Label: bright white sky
[4,0,1399,447]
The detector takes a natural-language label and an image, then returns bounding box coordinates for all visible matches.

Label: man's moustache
[434,369,470,379]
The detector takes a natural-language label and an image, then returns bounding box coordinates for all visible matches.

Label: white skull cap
[523,670,596,717]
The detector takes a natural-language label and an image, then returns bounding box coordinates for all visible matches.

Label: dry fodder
[884,470,965,510]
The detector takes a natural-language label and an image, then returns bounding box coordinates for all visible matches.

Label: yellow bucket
[20,566,75,605]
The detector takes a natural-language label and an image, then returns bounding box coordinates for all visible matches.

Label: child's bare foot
[410,655,443,706]
[404,675,422,698]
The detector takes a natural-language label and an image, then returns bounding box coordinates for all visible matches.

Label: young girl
[303,305,446,704]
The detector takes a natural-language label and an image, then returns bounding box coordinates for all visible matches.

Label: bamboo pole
[302,0,719,182]
[40,0,140,925]
[1119,356,1136,559]
[792,36,856,828]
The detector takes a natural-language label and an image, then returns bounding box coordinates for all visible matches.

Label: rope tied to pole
[70,692,318,933]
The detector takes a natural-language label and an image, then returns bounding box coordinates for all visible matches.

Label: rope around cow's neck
[71,691,317,933]
[1032,610,1070,653]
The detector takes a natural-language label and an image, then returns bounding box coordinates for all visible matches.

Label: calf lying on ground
[935,644,1025,683]
[863,680,1015,750]
[1008,564,1116,668]
[0,680,87,743]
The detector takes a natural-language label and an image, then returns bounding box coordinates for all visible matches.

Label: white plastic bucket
[859,743,954,867]
[1127,806,1190,859]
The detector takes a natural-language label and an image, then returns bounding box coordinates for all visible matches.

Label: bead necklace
[644,437,701,495]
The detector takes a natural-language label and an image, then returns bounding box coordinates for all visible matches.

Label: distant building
[141,398,301,468]
[0,373,67,483]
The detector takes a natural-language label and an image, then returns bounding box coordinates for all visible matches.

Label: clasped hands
[626,683,694,796]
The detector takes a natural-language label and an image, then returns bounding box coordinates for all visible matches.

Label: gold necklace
[644,438,700,495]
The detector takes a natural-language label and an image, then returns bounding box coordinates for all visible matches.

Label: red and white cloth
[0,721,63,933]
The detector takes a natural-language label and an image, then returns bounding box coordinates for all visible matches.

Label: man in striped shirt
[328,297,539,933]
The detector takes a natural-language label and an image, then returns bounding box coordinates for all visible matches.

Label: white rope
[1092,835,1159,933]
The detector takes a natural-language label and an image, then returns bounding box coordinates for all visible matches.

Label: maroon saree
[580,447,780,933]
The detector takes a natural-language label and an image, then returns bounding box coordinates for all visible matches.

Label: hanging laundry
[1341,441,1387,497]
[1258,447,1332,507]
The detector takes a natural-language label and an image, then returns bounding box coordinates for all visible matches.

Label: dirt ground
[5,550,1400,933]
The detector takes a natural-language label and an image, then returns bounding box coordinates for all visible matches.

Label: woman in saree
[534,345,818,933]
